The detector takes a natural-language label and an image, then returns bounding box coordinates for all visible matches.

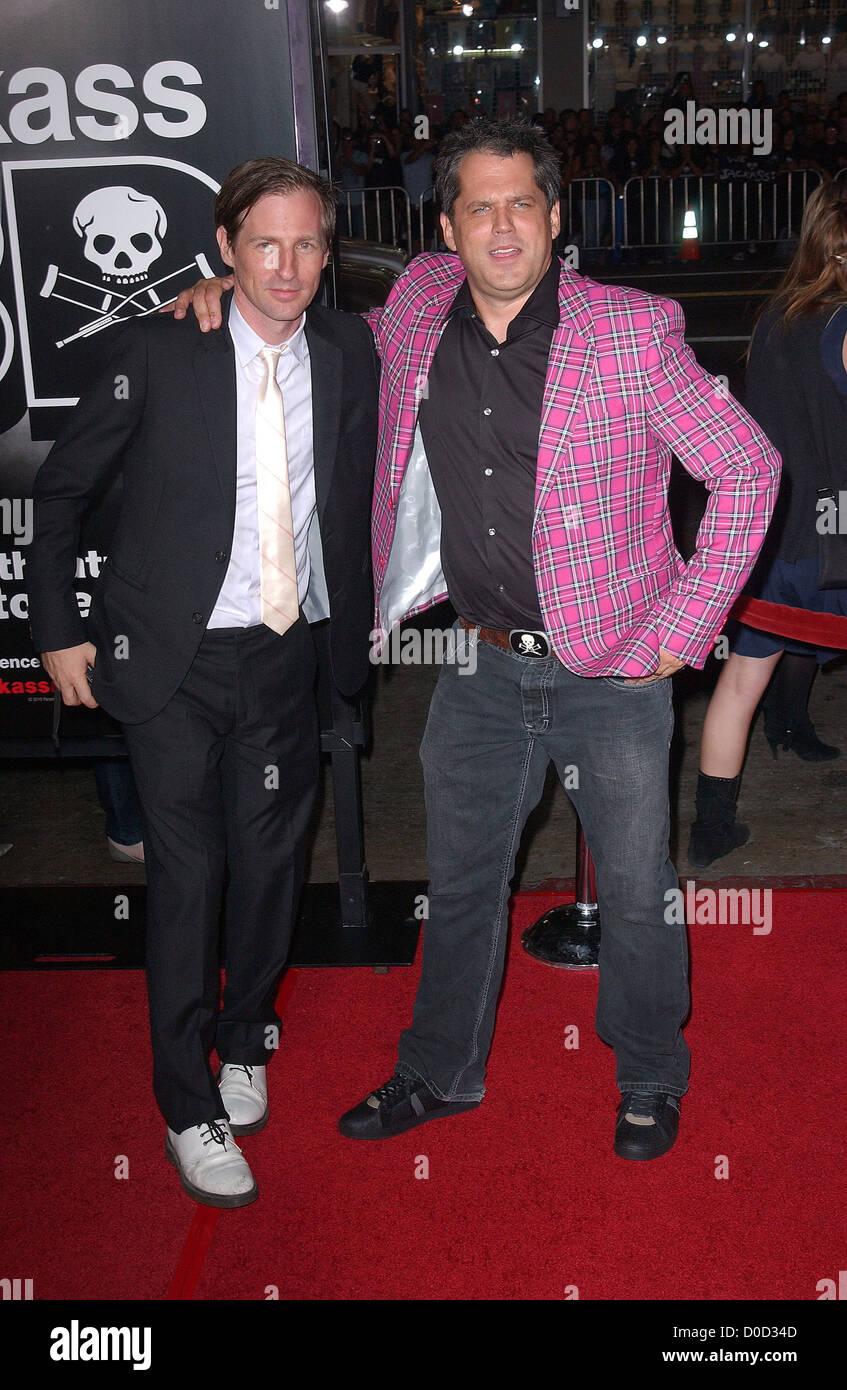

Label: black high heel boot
[763,708,841,760]
[688,772,750,868]
[762,655,840,761]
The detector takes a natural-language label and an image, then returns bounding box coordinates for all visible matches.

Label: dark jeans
[122,619,319,1132]
[93,759,143,845]
[397,632,690,1102]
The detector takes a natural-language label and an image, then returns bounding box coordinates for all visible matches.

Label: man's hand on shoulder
[160,276,234,331]
[41,642,99,708]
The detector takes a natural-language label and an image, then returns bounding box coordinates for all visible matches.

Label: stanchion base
[521,903,600,970]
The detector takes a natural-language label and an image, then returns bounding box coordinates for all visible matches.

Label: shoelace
[199,1120,230,1149]
[623,1093,662,1119]
[371,1074,412,1107]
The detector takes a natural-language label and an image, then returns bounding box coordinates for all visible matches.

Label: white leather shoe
[165,1119,258,1208]
[218,1064,269,1136]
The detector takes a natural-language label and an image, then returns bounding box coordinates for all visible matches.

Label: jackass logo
[1,156,220,412]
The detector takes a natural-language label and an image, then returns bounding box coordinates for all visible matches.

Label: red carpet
[2,890,845,1301]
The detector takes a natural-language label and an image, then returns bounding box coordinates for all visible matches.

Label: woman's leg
[700,651,784,778]
[689,650,783,867]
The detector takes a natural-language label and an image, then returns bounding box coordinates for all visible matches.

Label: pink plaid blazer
[367,253,781,676]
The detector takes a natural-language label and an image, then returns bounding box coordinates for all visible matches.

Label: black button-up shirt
[419,256,560,630]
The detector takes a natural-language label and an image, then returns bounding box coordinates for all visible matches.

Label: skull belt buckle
[509,630,551,659]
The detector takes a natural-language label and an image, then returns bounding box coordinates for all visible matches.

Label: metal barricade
[417,187,439,252]
[358,172,830,260]
[621,170,822,249]
[412,179,617,257]
[558,177,618,253]
[337,185,413,257]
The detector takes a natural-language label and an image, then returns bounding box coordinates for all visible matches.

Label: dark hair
[214,156,336,250]
[746,180,847,358]
[434,118,562,220]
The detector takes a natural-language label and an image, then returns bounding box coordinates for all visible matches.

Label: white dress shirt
[208,299,318,629]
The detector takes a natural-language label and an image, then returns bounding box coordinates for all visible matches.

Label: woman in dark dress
[689,181,847,866]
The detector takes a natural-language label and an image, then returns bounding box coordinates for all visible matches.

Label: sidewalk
[1,621,843,887]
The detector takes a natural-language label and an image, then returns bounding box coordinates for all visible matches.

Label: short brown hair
[434,118,562,221]
[214,156,337,249]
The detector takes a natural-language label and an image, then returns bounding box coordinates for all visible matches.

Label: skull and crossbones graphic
[517,633,545,656]
[39,183,214,349]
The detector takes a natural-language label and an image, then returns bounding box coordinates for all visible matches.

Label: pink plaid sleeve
[362,306,384,340]
[641,297,782,667]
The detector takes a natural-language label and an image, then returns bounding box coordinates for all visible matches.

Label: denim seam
[447,734,537,1098]
[618,1083,688,1098]
[397,1059,483,1104]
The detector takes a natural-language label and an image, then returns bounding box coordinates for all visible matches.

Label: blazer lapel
[305,308,342,518]
[192,294,238,516]
[533,270,596,519]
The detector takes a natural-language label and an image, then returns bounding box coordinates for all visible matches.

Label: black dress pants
[122,619,319,1133]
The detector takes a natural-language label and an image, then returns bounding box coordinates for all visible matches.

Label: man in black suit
[27,158,378,1208]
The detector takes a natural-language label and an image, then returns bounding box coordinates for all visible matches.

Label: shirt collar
[446,255,561,330]
[228,298,309,371]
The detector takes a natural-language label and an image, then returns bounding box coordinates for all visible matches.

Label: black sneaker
[338,1071,480,1140]
[614,1092,681,1161]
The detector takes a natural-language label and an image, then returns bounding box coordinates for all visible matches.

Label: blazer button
[192,612,203,624]
[215,551,227,563]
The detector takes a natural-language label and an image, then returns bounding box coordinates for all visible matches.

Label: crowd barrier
[338,185,414,257]
[340,168,847,259]
[621,169,824,249]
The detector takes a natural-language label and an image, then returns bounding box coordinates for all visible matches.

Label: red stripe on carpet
[165,969,300,1300]
[166,1206,220,1300]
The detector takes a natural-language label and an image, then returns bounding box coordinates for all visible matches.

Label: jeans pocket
[603,675,670,690]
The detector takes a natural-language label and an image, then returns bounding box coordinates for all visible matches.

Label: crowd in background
[334,77,847,239]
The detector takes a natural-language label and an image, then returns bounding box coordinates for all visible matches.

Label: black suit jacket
[27,292,378,722]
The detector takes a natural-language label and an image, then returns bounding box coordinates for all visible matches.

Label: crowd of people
[334,80,847,251]
[535,81,847,189]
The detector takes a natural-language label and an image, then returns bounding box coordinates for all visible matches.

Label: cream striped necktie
[256,345,299,637]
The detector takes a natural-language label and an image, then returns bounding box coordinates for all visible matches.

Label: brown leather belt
[458,617,552,659]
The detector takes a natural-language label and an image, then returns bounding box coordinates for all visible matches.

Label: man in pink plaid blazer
[179,120,780,1160]
[337,119,780,1161]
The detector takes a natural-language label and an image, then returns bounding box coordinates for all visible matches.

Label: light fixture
[592,35,604,48]
[746,31,754,41]
[725,30,736,42]
[325,0,348,13]
[758,38,768,47]
[511,42,523,52]
[823,34,832,44]
[452,44,464,55]
[636,33,647,46]
[657,33,668,44]
[462,3,473,15]
[534,75,540,86]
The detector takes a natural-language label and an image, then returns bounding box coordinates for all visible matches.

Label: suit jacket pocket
[104,558,148,592]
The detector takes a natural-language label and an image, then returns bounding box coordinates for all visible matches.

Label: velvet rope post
[730,596,847,651]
